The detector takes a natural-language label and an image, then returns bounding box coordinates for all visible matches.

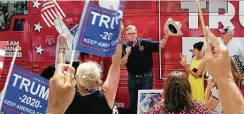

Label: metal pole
[158,0,162,79]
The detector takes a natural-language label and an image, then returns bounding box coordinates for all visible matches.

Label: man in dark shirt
[121,25,169,114]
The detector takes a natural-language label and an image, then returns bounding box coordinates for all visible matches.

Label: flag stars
[33,77,45,84]
[35,45,44,55]
[34,22,43,32]
[103,49,110,52]
[32,0,41,9]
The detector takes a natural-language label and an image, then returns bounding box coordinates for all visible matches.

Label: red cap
[64,17,75,26]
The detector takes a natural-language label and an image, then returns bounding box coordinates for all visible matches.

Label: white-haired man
[219,26,244,78]
[121,25,169,114]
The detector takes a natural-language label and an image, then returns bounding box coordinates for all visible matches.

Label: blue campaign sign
[76,3,124,57]
[0,65,49,114]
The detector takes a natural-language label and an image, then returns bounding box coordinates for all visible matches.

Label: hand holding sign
[203,27,231,80]
[58,35,67,47]
[99,0,122,25]
[76,1,125,57]
[57,35,68,64]
[99,0,120,10]
[47,64,76,113]
[54,16,74,50]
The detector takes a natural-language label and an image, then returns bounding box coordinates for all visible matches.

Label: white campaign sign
[53,16,79,67]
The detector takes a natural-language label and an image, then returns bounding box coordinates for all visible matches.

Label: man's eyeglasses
[126,32,137,36]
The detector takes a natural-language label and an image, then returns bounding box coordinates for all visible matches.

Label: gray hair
[76,61,103,92]
[125,25,137,32]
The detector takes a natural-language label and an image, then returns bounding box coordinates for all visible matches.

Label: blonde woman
[65,45,122,114]
[62,23,123,114]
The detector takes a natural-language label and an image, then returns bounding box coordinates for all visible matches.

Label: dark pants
[128,71,153,114]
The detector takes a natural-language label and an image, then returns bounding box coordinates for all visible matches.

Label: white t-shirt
[227,40,244,67]
[54,17,80,67]
[211,87,223,114]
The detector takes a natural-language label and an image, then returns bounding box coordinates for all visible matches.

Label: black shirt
[65,91,112,114]
[122,38,159,75]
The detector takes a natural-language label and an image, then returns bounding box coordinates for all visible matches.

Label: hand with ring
[46,64,76,114]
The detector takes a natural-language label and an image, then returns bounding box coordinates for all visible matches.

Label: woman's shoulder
[151,100,210,114]
[151,100,165,113]
[191,100,209,112]
[191,100,205,106]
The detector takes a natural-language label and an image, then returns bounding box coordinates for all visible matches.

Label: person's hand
[180,60,188,68]
[204,26,232,82]
[46,64,76,114]
[125,46,131,55]
[180,54,188,67]
[58,35,67,47]
[164,30,169,39]
[180,53,187,62]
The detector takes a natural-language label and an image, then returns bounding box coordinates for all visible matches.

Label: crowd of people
[39,22,244,114]
[0,1,27,30]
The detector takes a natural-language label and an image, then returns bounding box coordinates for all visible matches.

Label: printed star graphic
[34,22,43,32]
[32,0,41,9]
[35,45,44,55]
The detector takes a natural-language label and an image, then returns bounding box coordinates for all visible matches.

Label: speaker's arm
[159,30,169,48]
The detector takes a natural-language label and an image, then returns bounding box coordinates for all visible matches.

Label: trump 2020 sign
[76,3,124,57]
[0,65,49,114]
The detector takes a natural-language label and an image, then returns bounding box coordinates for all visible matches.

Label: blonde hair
[76,61,103,93]
[125,25,137,32]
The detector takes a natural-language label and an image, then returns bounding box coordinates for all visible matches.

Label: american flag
[41,0,66,27]
[0,41,6,76]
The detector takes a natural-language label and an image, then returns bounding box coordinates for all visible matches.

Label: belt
[65,61,80,64]
[131,71,151,78]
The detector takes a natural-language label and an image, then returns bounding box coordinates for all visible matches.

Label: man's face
[125,28,137,41]
[220,33,232,44]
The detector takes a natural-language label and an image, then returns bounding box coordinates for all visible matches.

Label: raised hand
[46,64,76,114]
